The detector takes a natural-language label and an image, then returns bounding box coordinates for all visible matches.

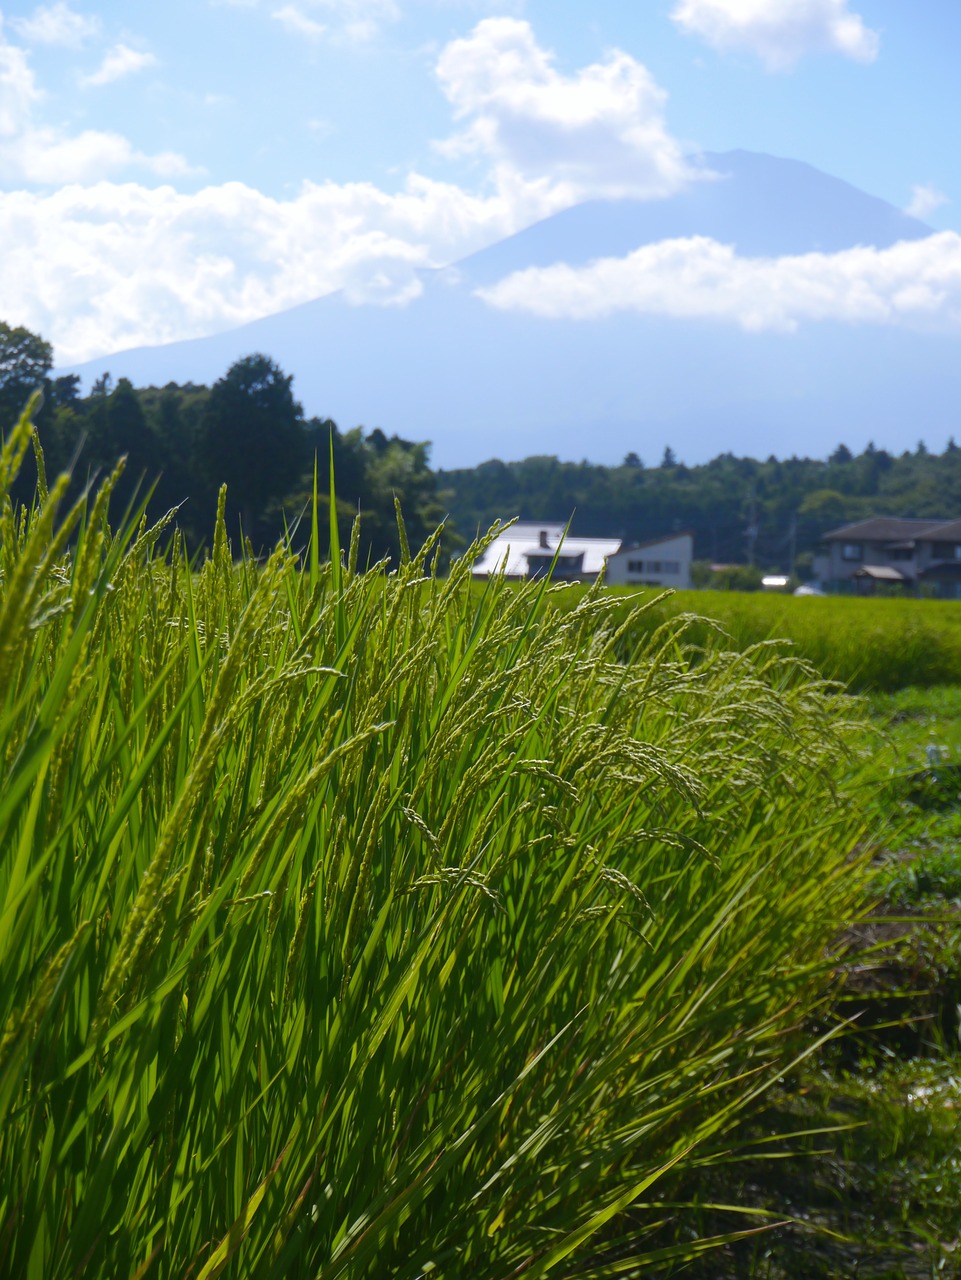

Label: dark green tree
[103,378,163,509]
[0,321,53,428]
[51,374,81,408]
[362,435,448,564]
[196,354,307,539]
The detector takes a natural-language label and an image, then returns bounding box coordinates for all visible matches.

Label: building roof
[853,564,908,581]
[823,517,946,543]
[607,531,694,558]
[924,518,961,542]
[921,561,961,579]
[471,524,622,578]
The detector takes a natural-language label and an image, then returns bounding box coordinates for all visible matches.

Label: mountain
[62,151,959,469]
[455,150,933,282]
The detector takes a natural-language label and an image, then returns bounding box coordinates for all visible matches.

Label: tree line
[437,440,961,580]
[4,319,961,578]
[1,322,449,567]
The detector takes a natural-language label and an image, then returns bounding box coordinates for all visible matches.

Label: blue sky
[2,0,960,363]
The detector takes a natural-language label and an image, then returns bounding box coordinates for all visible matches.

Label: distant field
[548,588,961,692]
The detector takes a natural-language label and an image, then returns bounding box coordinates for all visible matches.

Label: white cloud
[671,0,879,70]
[0,128,195,183]
[343,262,424,306]
[0,27,190,182]
[0,36,41,137]
[272,5,328,38]
[0,19,703,363]
[81,43,158,88]
[435,18,694,201]
[0,171,560,363]
[476,234,961,333]
[267,0,399,41]
[10,3,101,47]
[906,184,949,222]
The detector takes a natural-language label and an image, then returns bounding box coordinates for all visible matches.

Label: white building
[470,523,622,582]
[604,533,694,590]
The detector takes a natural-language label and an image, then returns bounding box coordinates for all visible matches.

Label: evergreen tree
[0,321,52,428]
[196,354,308,541]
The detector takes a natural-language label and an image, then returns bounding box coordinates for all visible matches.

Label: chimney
[539,529,549,549]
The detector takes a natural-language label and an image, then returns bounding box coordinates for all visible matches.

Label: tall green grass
[1,411,872,1278]
[558,589,961,692]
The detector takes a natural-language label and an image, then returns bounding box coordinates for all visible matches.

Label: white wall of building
[605,534,693,590]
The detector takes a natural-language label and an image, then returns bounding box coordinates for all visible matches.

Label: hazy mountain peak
[455,149,932,285]
[62,150,956,471]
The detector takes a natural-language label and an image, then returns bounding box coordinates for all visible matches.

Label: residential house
[470,524,622,582]
[604,533,694,590]
[814,517,961,596]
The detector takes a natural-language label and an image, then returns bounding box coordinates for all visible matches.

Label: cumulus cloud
[906,184,949,222]
[81,43,158,88]
[0,26,186,182]
[435,18,694,200]
[266,0,399,41]
[0,19,701,362]
[476,234,961,333]
[272,5,328,38]
[0,128,195,183]
[0,172,560,363]
[672,0,879,70]
[10,2,101,47]
[0,36,41,136]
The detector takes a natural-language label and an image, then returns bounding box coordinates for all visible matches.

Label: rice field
[0,413,875,1278]
[556,589,961,693]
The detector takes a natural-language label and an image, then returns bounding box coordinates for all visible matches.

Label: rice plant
[558,588,961,692]
[0,408,872,1278]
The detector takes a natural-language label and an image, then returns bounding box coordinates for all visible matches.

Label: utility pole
[788,512,797,578]
[745,486,758,567]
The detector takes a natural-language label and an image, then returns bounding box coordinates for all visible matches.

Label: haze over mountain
[63,150,959,469]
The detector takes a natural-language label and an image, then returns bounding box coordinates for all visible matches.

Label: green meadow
[3,408,958,1277]
[552,588,961,694]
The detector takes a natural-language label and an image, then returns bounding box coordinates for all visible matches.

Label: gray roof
[920,561,961,579]
[823,517,945,542]
[608,531,694,557]
[853,565,908,581]
[924,518,961,542]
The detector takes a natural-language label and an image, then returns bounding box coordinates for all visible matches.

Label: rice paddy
[0,410,890,1277]
[554,588,961,693]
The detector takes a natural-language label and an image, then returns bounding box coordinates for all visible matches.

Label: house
[814,517,961,596]
[470,524,622,582]
[604,533,694,590]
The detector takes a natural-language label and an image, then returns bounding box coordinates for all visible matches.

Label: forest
[3,319,961,575]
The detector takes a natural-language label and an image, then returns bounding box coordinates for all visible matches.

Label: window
[526,552,582,579]
[627,557,681,576]
[525,554,553,579]
[888,547,914,562]
[933,542,961,560]
[841,543,863,562]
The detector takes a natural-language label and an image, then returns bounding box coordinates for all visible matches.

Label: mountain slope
[63,151,957,468]
[455,149,933,284]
